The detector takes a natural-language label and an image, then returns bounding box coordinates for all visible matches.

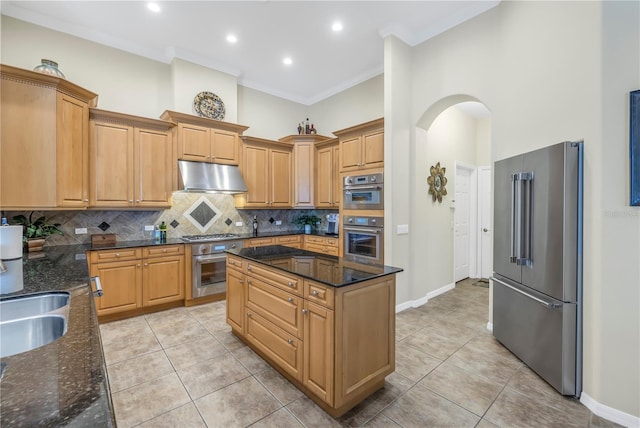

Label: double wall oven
[182,234,244,298]
[342,172,385,264]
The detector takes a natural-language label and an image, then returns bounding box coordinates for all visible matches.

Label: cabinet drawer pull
[302,309,308,315]
[287,339,294,345]
[239,280,244,284]
[144,263,148,267]
[247,266,252,272]
[287,281,294,287]
[136,264,141,268]
[312,290,319,297]
[287,297,294,303]
[247,279,252,284]
[247,313,252,318]
[163,249,167,253]
[115,253,120,257]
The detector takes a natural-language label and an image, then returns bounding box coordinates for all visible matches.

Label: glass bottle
[33,59,66,79]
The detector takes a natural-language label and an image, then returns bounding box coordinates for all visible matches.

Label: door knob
[483,228,489,232]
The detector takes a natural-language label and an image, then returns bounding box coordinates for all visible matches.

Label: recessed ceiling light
[332,22,343,32]
[226,34,238,43]
[283,57,293,66]
[147,2,161,13]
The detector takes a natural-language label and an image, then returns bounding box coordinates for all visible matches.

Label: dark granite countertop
[238,230,339,240]
[226,245,402,287]
[0,245,115,427]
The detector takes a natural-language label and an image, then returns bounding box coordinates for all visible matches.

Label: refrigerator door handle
[491,277,561,308]
[510,174,518,263]
[510,172,532,266]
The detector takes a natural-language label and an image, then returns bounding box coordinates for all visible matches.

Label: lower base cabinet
[226,254,395,417]
[88,245,185,318]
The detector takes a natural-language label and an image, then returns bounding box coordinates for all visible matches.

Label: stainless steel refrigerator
[492,141,583,397]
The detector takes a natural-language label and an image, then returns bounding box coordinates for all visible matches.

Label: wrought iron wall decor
[427,162,448,203]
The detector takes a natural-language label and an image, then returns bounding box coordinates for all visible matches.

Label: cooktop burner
[181,233,240,242]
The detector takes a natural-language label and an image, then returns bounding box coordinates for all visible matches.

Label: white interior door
[454,166,472,282]
[479,166,493,279]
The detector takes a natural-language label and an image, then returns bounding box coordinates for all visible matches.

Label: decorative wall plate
[193,91,225,120]
[427,162,448,202]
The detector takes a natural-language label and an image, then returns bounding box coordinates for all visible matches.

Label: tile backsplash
[3,193,338,247]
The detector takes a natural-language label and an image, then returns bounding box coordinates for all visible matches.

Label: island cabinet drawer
[304,280,335,309]
[246,237,275,247]
[226,255,245,271]
[89,248,141,263]
[247,277,303,338]
[247,262,302,296]
[144,245,184,257]
[246,309,303,382]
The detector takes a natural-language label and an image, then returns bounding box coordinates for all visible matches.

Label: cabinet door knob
[239,280,244,284]
[287,339,294,345]
[287,281,294,287]
[136,200,140,203]
[302,309,308,315]
[83,199,89,202]
[163,249,167,252]
[247,279,252,284]
[144,263,148,266]
[247,313,252,318]
[287,297,294,302]
[247,266,252,272]
[129,200,133,203]
[312,290,319,296]
[115,253,120,257]
[136,264,141,268]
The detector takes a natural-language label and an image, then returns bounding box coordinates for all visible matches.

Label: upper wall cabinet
[279,135,332,209]
[314,138,340,209]
[333,118,384,173]
[89,109,175,208]
[1,64,98,209]
[235,136,293,209]
[160,110,249,166]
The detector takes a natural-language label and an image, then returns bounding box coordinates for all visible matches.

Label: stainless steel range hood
[178,160,247,193]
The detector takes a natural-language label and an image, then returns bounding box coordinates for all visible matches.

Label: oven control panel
[344,173,383,186]
[343,216,384,228]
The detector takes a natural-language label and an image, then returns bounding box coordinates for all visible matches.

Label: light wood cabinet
[245,237,275,247]
[89,109,174,208]
[0,64,97,209]
[304,235,340,256]
[333,118,384,172]
[89,245,185,318]
[236,136,293,208]
[276,235,303,249]
[315,138,340,208]
[226,255,246,334]
[226,256,395,417]
[160,110,249,166]
[279,135,332,209]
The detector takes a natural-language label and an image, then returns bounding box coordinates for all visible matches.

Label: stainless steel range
[183,234,244,299]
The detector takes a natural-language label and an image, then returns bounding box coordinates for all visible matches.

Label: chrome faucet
[0,260,6,274]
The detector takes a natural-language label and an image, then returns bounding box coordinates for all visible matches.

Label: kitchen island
[225,245,403,417]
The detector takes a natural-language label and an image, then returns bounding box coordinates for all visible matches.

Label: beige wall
[386,0,639,419]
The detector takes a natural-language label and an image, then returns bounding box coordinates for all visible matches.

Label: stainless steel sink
[0,291,70,358]
[0,315,67,358]
[0,292,70,322]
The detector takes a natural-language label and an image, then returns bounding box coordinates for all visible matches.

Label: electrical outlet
[144,225,155,231]
[275,220,282,225]
[397,224,409,234]
[236,221,243,227]
[75,228,87,234]
[75,253,86,260]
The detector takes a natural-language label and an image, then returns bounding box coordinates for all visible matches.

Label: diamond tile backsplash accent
[184,196,220,233]
[97,222,110,231]
[4,193,337,247]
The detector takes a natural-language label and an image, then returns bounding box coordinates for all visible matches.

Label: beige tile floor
[100,279,621,428]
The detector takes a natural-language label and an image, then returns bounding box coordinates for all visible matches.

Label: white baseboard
[580,392,640,428]
[396,282,455,313]
[486,321,493,332]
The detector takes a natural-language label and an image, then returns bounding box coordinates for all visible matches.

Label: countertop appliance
[343,173,383,210]
[327,213,339,235]
[187,235,244,298]
[343,215,384,264]
[0,225,24,294]
[491,141,583,396]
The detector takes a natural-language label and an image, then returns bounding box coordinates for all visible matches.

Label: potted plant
[12,212,63,252]
[293,214,322,234]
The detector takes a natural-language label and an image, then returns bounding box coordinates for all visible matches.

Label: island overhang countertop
[225,245,403,287]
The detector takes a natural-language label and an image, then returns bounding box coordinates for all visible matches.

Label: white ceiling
[1,1,499,105]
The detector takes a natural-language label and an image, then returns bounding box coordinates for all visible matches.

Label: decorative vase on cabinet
[33,59,65,79]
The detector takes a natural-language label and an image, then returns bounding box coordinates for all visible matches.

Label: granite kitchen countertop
[0,244,115,427]
[226,245,402,287]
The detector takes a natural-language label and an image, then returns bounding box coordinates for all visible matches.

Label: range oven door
[192,253,227,298]
[343,226,384,264]
[343,184,384,210]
